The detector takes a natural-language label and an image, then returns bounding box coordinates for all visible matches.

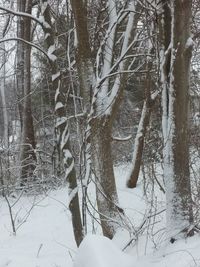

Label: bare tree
[71,0,141,237]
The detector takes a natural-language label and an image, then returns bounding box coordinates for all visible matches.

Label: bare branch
[0,6,47,28]
[0,37,49,59]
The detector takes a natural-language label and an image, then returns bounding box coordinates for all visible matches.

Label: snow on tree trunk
[127,100,151,188]
[86,1,141,237]
[160,0,194,240]
[70,0,95,234]
[70,0,141,237]
[40,0,83,246]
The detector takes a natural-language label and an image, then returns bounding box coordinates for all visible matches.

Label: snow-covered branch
[112,135,132,142]
[0,5,48,28]
[0,37,49,58]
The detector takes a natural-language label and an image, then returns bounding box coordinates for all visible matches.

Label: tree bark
[16,0,26,129]
[40,0,83,246]
[70,0,94,235]
[127,53,156,188]
[20,0,36,184]
[90,115,124,238]
[70,0,93,113]
[0,43,8,148]
[160,0,194,240]
[71,0,140,238]
[127,100,152,188]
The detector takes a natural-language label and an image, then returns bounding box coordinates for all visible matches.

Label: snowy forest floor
[1,164,200,267]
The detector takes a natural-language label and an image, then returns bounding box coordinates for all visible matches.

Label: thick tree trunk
[161,0,194,240]
[91,116,123,238]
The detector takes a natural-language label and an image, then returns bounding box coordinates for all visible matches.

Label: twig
[37,243,43,258]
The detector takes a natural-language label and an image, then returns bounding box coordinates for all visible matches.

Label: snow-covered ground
[0,165,200,267]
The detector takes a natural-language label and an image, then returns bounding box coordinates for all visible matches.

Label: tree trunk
[90,115,124,238]
[127,100,152,188]
[16,0,26,129]
[0,42,9,148]
[40,0,83,246]
[160,0,194,240]
[0,40,10,185]
[70,0,93,113]
[127,51,156,189]
[70,0,94,236]
[71,0,140,238]
[20,0,36,184]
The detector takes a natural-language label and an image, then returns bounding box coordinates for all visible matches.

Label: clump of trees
[0,0,199,247]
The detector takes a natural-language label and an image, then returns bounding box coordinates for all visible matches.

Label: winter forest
[0,0,200,266]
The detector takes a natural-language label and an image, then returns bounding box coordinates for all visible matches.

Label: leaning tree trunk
[127,100,152,188]
[127,51,157,188]
[20,0,36,184]
[160,0,194,240]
